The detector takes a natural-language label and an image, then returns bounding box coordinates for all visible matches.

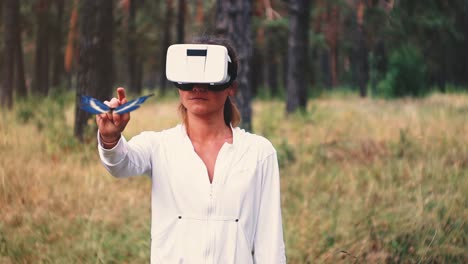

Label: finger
[96,113,110,132]
[109,97,121,125]
[109,98,120,108]
[103,100,113,121]
[113,113,121,126]
[104,98,118,122]
[97,113,106,121]
[106,112,112,122]
[121,112,130,127]
[96,114,103,126]
[117,87,127,104]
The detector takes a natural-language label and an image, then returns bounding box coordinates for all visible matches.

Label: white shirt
[98,125,286,263]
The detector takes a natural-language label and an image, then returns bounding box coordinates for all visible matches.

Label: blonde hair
[178,96,241,127]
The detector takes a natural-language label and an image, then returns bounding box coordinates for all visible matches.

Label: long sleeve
[253,152,286,263]
[98,131,154,178]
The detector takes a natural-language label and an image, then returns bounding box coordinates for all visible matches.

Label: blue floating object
[80,94,154,114]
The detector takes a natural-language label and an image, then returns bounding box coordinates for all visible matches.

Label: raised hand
[94,88,131,147]
[78,87,154,147]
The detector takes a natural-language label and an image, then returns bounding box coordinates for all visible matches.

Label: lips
[189,97,208,100]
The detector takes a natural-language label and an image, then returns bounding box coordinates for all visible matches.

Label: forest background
[0,0,467,263]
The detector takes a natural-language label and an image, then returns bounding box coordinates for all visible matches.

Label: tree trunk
[136,60,143,92]
[281,44,287,93]
[160,0,173,94]
[65,2,78,75]
[324,3,340,88]
[265,25,279,97]
[128,0,141,93]
[0,0,3,25]
[355,1,368,97]
[15,4,27,98]
[195,0,204,25]
[52,0,65,88]
[320,49,331,88]
[0,0,3,74]
[75,0,114,141]
[34,0,50,96]
[286,0,311,113]
[95,0,114,100]
[0,0,18,109]
[464,1,468,87]
[216,0,253,131]
[370,38,386,94]
[176,0,186,43]
[251,45,262,97]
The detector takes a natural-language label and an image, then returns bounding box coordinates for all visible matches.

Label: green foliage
[315,86,361,100]
[391,128,420,160]
[255,84,287,101]
[385,0,468,89]
[262,17,289,58]
[276,139,296,168]
[0,214,150,263]
[376,45,428,98]
[254,100,296,168]
[442,84,468,94]
[15,91,84,152]
[263,18,289,41]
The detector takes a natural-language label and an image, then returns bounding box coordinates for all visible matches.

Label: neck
[185,112,231,143]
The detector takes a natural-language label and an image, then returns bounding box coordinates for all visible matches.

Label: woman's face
[178,84,235,119]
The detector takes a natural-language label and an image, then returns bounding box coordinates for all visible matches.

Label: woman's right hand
[96,87,130,148]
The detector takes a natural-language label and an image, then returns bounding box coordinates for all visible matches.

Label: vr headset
[166,44,236,91]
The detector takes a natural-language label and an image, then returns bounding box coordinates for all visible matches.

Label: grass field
[0,91,467,263]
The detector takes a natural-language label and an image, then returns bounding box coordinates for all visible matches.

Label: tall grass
[1,92,467,263]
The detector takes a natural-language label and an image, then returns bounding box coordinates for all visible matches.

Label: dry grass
[1,92,467,263]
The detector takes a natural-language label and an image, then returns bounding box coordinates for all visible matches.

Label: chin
[187,106,211,115]
[190,106,223,117]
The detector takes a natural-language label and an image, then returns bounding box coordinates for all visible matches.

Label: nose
[192,84,208,92]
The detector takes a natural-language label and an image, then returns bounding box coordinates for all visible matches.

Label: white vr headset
[166,44,235,90]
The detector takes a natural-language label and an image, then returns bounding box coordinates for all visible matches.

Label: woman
[96,36,286,263]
